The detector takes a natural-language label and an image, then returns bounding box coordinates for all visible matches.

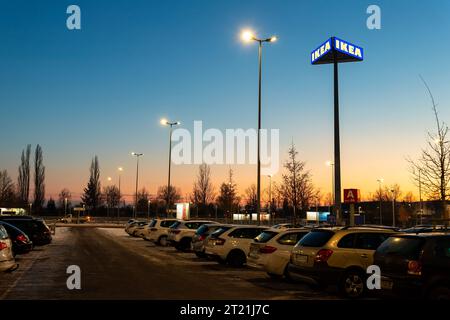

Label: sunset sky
[1,0,450,204]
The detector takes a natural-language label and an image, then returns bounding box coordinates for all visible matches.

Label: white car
[204,225,268,267]
[144,218,179,246]
[271,223,302,230]
[0,225,17,272]
[125,221,147,236]
[247,228,310,278]
[168,220,218,251]
[192,223,229,257]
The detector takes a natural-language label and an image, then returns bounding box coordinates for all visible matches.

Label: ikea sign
[311,37,363,65]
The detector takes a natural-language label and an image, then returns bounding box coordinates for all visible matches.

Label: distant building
[0,208,27,215]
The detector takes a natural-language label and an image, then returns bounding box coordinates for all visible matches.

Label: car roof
[228,225,268,229]
[395,232,450,238]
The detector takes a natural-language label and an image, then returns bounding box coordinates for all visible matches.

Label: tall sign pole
[333,49,342,224]
[311,37,364,225]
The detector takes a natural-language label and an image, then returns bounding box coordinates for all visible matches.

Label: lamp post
[377,178,384,225]
[147,200,151,220]
[161,118,180,218]
[131,152,143,218]
[326,161,335,214]
[118,167,123,219]
[64,198,68,216]
[241,29,277,226]
[29,203,32,216]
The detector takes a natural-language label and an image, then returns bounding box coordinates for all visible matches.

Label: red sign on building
[344,189,360,203]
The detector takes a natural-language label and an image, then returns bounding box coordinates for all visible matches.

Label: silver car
[0,225,17,272]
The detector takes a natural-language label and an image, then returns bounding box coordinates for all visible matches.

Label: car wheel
[427,286,450,300]
[267,272,282,279]
[178,238,191,252]
[158,236,168,246]
[226,250,246,267]
[195,251,205,258]
[340,270,366,299]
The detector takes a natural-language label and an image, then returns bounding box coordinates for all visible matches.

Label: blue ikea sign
[311,37,363,65]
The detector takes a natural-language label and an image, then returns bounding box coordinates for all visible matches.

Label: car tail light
[315,249,333,263]
[214,238,226,245]
[407,260,422,276]
[260,245,277,254]
[171,229,181,234]
[150,228,157,231]
[199,235,206,241]
[16,234,27,243]
[0,242,8,251]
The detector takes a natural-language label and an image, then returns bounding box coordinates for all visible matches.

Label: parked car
[144,219,179,245]
[0,216,52,246]
[401,225,448,234]
[247,228,310,278]
[271,223,303,230]
[133,220,154,238]
[0,225,17,272]
[287,226,397,298]
[168,220,218,251]
[204,225,268,267]
[0,221,33,255]
[374,232,450,300]
[192,223,229,257]
[125,221,147,236]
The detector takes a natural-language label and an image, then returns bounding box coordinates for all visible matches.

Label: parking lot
[0,226,343,300]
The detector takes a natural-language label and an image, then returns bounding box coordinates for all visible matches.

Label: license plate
[295,254,308,264]
[381,279,393,290]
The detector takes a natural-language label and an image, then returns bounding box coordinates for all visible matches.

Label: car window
[195,224,209,235]
[170,221,181,229]
[0,225,8,239]
[434,237,450,258]
[376,236,425,260]
[338,234,356,248]
[229,228,262,239]
[278,232,308,246]
[149,220,157,227]
[255,231,278,243]
[185,222,201,229]
[210,226,232,238]
[161,220,176,228]
[355,233,390,250]
[298,230,335,247]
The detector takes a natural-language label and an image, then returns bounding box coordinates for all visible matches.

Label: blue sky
[1,0,449,201]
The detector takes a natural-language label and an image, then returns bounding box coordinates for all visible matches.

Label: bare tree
[58,188,72,211]
[244,184,258,212]
[408,76,450,218]
[17,144,31,206]
[0,170,16,207]
[384,184,402,202]
[33,144,45,212]
[104,185,121,209]
[403,191,416,203]
[280,142,315,220]
[157,185,181,208]
[191,164,215,206]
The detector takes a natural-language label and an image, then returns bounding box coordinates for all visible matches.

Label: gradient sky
[1,0,450,203]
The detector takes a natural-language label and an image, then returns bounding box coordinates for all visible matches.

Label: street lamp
[147,200,151,220]
[118,167,123,218]
[64,198,68,216]
[326,161,335,214]
[241,29,277,226]
[377,178,384,225]
[29,203,32,215]
[131,152,143,218]
[161,118,180,218]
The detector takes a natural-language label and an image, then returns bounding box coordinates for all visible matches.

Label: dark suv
[374,232,450,299]
[0,216,52,246]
